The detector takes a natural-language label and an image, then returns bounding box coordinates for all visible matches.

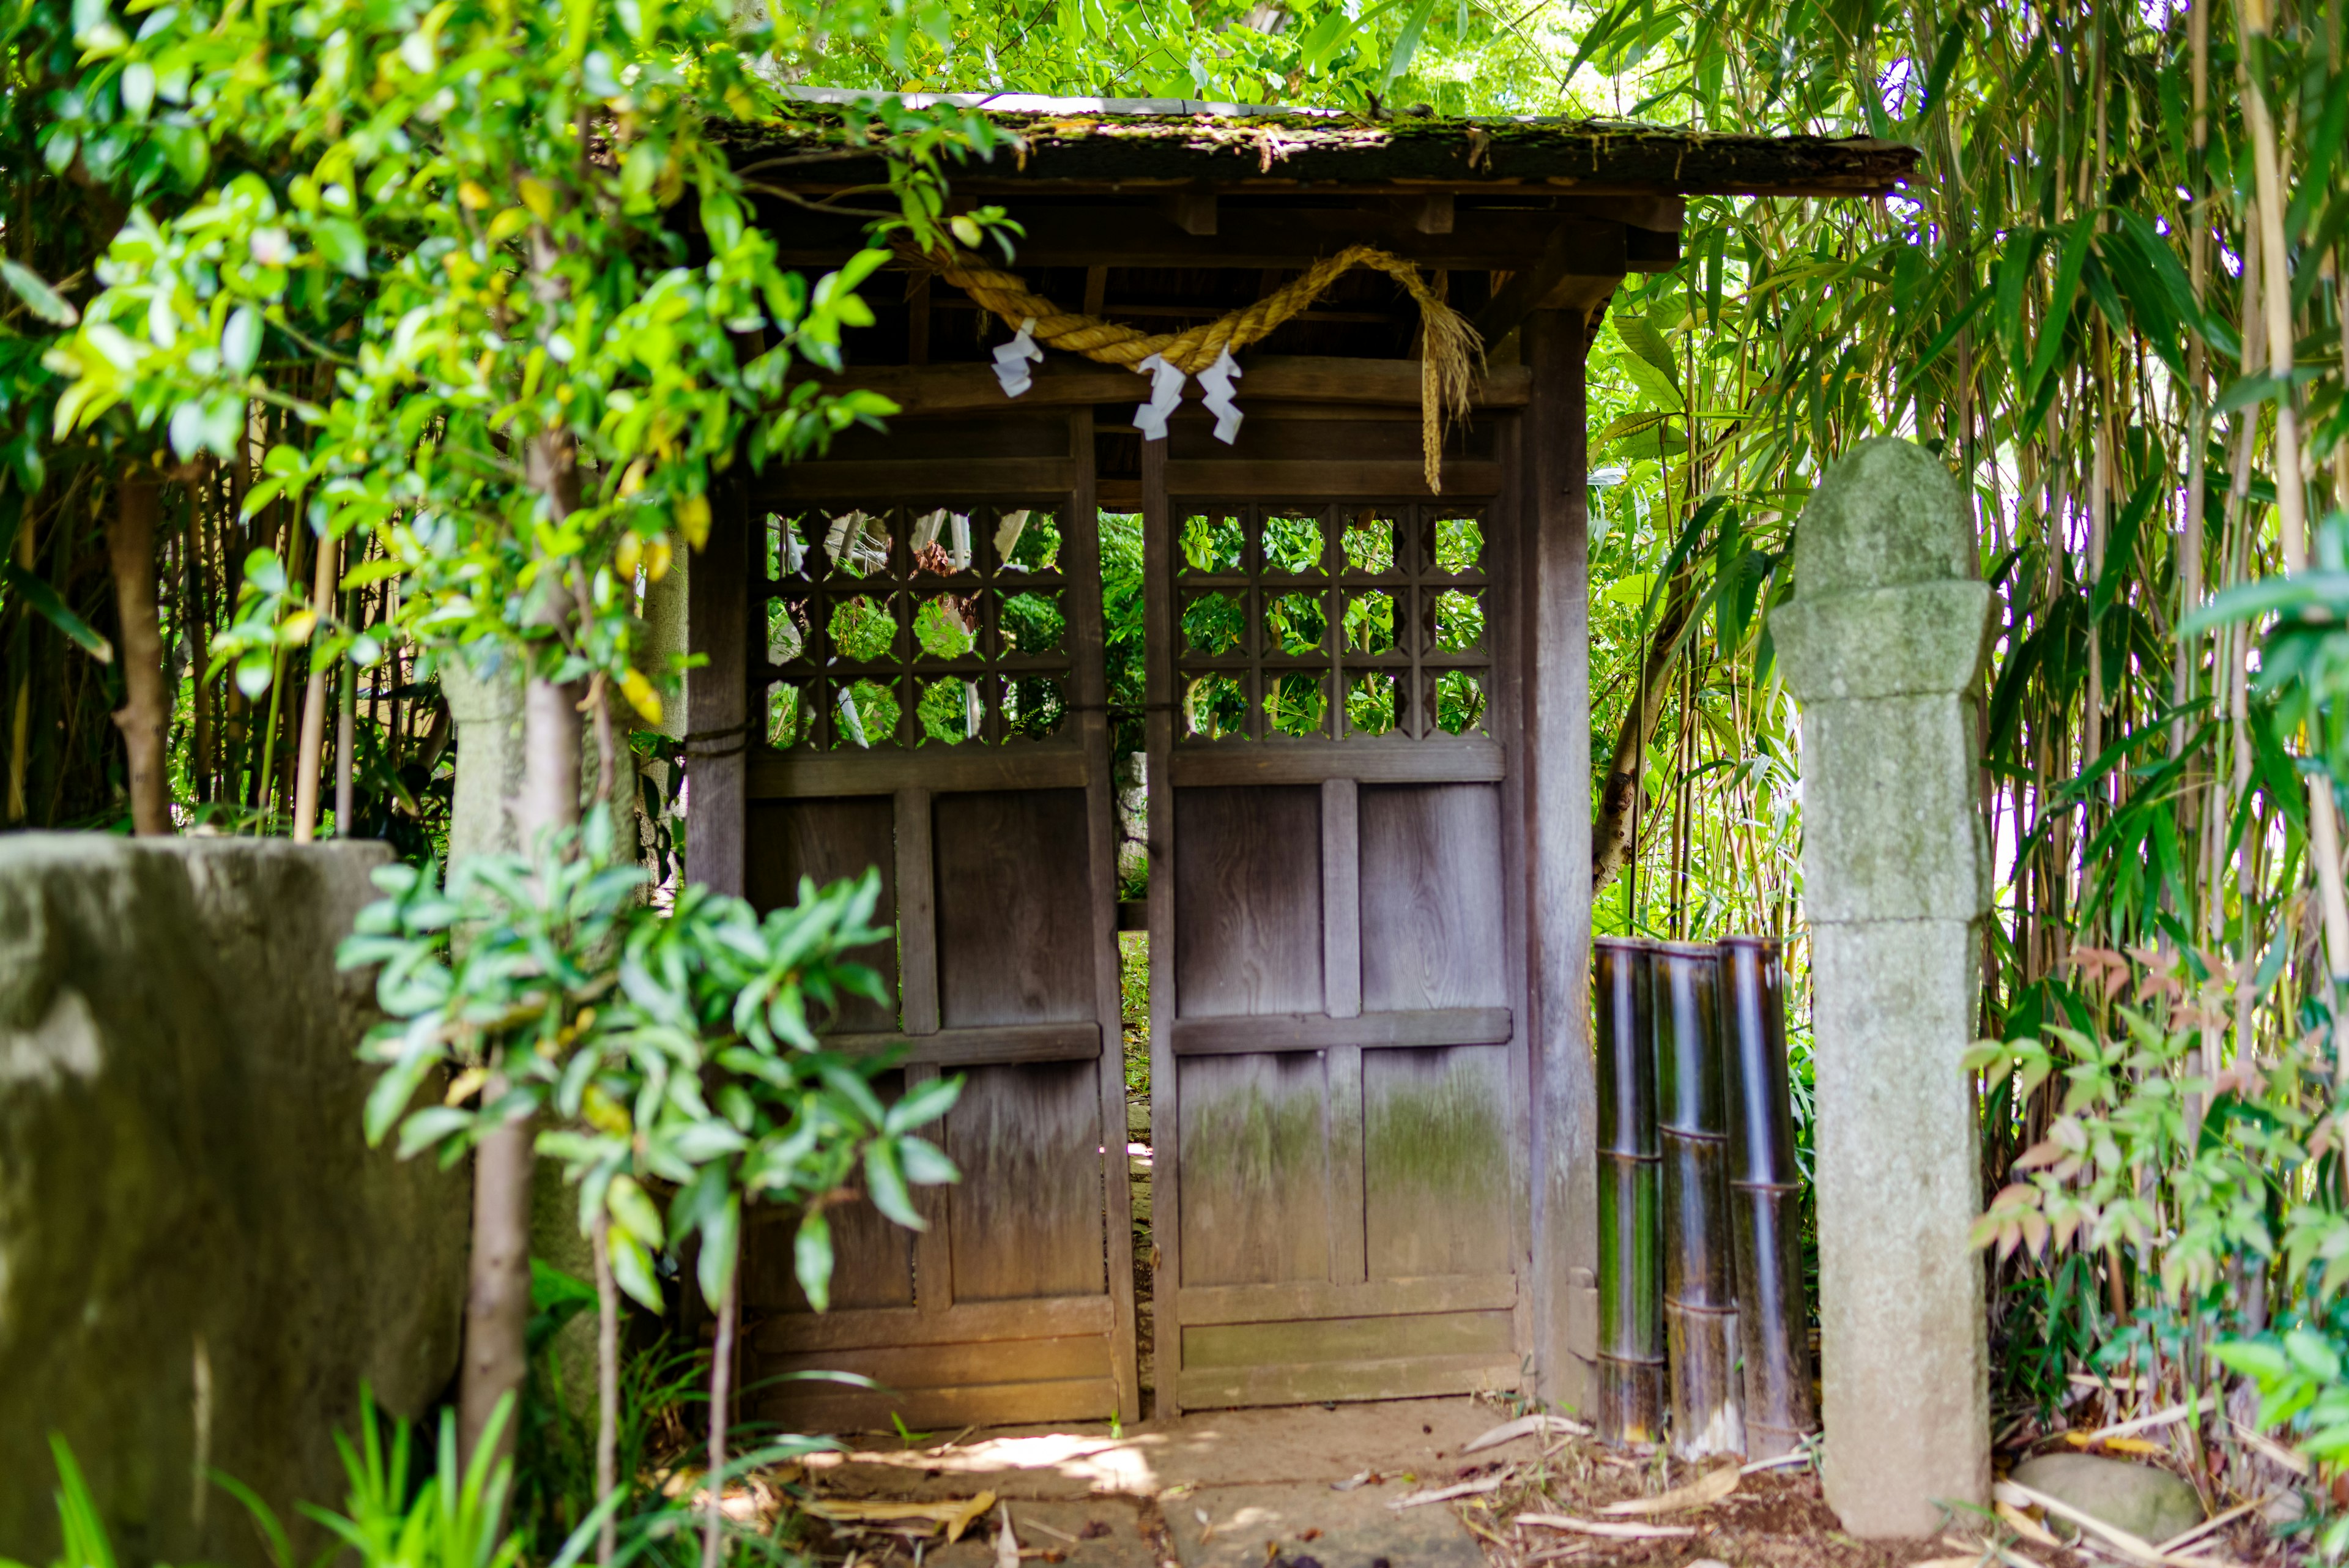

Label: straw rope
[913,243,1484,492]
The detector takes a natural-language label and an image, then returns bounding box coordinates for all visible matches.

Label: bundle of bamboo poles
[1595,934,1812,1458]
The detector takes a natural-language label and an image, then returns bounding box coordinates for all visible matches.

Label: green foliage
[0,1437,121,1568]
[340,839,959,1317]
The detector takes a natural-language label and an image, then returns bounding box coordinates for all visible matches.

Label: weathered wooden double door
[740,406,1528,1429]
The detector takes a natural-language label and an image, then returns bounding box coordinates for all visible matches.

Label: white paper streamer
[1134,353,1186,440]
[992,316,1044,397]
[1197,349,1245,444]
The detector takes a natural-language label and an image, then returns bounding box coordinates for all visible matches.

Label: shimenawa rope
[913,243,1484,492]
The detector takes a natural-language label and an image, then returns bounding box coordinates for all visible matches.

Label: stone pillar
[440,655,528,866]
[1773,438,1992,1538]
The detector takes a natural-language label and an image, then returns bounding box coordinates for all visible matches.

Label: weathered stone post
[1773,437,1992,1537]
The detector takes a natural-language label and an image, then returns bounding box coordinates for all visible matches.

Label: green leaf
[864,1140,924,1231]
[2,562,112,661]
[885,1072,962,1134]
[311,217,368,279]
[0,259,77,327]
[607,1230,662,1312]
[897,1135,959,1186]
[794,1210,834,1312]
[695,1193,740,1311]
[607,1174,664,1247]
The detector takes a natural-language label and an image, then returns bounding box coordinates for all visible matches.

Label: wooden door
[737,409,1140,1430]
[1142,429,1531,1414]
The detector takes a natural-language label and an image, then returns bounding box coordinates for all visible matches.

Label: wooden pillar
[1523,308,1598,1413]
[685,462,752,897]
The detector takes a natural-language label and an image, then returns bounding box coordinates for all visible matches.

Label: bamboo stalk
[292,529,340,841]
[1654,938,1739,1460]
[1718,935,1813,1459]
[1595,936,1664,1446]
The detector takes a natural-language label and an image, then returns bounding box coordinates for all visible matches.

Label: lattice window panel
[1173,502,1490,742]
[759,503,1074,751]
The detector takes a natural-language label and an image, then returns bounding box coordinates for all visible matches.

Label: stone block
[1810,918,1988,1536]
[1791,437,1975,597]
[1797,694,1989,924]
[0,836,467,1566]
[1772,581,1992,701]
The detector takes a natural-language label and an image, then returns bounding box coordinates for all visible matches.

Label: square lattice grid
[760,503,1074,751]
[1173,502,1490,742]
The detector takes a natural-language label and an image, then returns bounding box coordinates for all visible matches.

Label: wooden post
[686,462,752,897]
[1141,434,1181,1418]
[1522,308,1597,1413]
[1064,407,1143,1421]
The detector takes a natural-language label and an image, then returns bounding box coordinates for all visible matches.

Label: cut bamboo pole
[1653,939,1740,1459]
[1718,934,1813,1460]
[1595,935,1663,1445]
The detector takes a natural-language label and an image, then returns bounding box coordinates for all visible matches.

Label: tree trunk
[703,1259,739,1568]
[594,1207,620,1567]
[1592,570,1696,894]
[459,431,585,1473]
[106,477,170,836]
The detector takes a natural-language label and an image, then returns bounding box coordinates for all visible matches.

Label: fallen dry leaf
[803,1491,996,1542]
[1461,1414,1594,1454]
[1514,1514,1698,1540]
[1597,1464,1739,1516]
[1997,1499,2061,1548]
[1390,1474,1505,1510]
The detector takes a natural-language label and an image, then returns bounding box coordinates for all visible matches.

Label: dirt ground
[755,1393,2290,1567]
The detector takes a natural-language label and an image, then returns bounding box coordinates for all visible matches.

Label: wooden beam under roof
[765,205,1674,273]
[809,355,1534,416]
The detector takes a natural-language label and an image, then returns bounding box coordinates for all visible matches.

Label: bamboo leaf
[0,259,77,326]
[2,561,112,662]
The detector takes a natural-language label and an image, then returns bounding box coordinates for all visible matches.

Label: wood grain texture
[944,1060,1108,1302]
[1182,1307,1514,1367]
[932,789,1097,1027]
[1140,433,1184,1413]
[1364,1045,1513,1279]
[751,1376,1116,1434]
[1059,409,1143,1420]
[757,457,1078,499]
[822,1022,1100,1065]
[746,797,898,1031]
[748,1293,1112,1353]
[1327,1043,1368,1287]
[1173,786,1324,1017]
[1521,310,1598,1413]
[811,357,1533,415]
[685,461,752,896]
[1175,1354,1517,1408]
[894,787,939,1035]
[1176,1051,1332,1288]
[1165,459,1502,497]
[1168,738,1504,787]
[1359,784,1508,1011]
[1170,1272,1516,1327]
[1168,1006,1512,1055]
[1321,779,1362,1020]
[751,745,1089,799]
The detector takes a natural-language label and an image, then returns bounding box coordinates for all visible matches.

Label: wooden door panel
[1359,783,1506,1012]
[1363,1044,1513,1277]
[944,1059,1108,1302]
[1176,1052,1333,1287]
[1174,786,1323,1016]
[933,789,1096,1027]
[747,797,899,1030]
[1177,1309,1518,1406]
